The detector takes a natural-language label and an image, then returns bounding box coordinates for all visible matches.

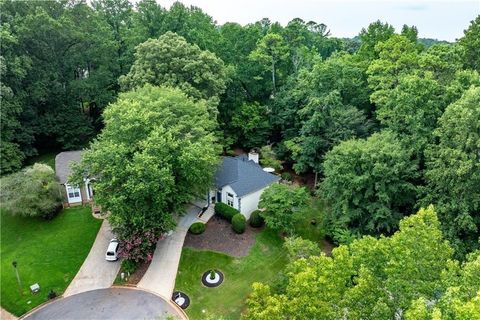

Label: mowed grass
[294,197,327,243]
[0,206,102,316]
[175,229,288,320]
[25,152,56,170]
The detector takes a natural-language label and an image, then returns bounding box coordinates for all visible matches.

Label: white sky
[157,0,480,41]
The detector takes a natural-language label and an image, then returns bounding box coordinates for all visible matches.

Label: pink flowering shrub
[117,229,165,263]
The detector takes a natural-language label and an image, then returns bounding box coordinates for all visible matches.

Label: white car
[105,239,119,261]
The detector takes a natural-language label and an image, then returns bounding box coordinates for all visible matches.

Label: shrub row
[215,202,239,222]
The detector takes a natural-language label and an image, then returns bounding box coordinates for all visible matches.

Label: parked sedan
[105,239,119,261]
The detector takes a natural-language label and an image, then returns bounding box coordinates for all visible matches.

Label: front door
[217,190,222,203]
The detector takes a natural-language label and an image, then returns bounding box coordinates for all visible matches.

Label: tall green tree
[423,86,480,257]
[249,32,289,96]
[72,85,219,260]
[286,91,370,175]
[0,163,63,219]
[258,184,310,235]
[1,0,117,158]
[230,102,270,149]
[357,20,395,59]
[119,31,228,109]
[245,207,472,320]
[320,131,418,239]
[459,15,480,70]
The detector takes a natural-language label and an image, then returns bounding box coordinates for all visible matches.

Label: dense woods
[2,0,478,257]
[1,1,479,315]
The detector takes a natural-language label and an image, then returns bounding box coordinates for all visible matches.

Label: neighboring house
[211,152,280,220]
[55,151,93,206]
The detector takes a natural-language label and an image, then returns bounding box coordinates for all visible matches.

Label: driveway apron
[63,219,120,297]
[137,205,206,299]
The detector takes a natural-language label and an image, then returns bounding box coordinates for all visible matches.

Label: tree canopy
[259,183,310,235]
[320,131,419,240]
[72,85,219,259]
[0,163,63,219]
[423,86,480,257]
[119,31,228,106]
[245,207,480,320]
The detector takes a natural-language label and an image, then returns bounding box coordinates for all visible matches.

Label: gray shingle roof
[215,156,280,197]
[55,151,83,184]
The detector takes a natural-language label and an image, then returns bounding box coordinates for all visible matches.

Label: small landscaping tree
[0,163,63,219]
[249,210,264,228]
[189,222,206,235]
[258,184,310,235]
[284,236,321,261]
[232,213,246,234]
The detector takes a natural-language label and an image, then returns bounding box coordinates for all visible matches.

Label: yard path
[137,204,214,299]
[1,307,18,320]
[63,220,120,297]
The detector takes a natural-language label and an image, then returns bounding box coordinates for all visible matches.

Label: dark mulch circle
[201,270,224,288]
[172,291,190,309]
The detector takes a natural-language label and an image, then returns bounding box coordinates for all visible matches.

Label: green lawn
[294,197,327,243]
[175,229,288,320]
[25,152,57,170]
[0,206,102,316]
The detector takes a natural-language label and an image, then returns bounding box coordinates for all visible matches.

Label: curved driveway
[22,288,185,320]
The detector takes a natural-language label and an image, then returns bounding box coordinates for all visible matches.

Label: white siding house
[213,152,280,220]
[55,151,93,206]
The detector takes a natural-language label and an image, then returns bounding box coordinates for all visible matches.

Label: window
[66,185,81,202]
[227,192,234,207]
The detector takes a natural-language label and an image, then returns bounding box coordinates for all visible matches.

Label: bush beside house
[232,214,246,234]
[189,222,206,234]
[215,203,240,222]
[249,210,264,228]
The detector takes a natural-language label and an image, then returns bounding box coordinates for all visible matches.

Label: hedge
[215,202,239,222]
[249,210,264,228]
[232,213,246,234]
[189,222,206,235]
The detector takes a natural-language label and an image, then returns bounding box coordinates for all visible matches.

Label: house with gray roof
[211,152,280,219]
[55,151,93,205]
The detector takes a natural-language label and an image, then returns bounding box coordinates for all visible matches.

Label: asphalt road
[23,288,184,320]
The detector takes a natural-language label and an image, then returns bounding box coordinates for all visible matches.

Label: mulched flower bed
[183,215,261,257]
[115,260,151,285]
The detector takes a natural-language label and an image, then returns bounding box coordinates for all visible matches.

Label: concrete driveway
[138,204,214,298]
[22,288,186,320]
[63,220,120,297]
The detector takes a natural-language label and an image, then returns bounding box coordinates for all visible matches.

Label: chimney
[248,150,259,164]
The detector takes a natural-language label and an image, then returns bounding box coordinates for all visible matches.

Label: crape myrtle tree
[245,207,480,320]
[72,85,219,262]
[320,131,418,242]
